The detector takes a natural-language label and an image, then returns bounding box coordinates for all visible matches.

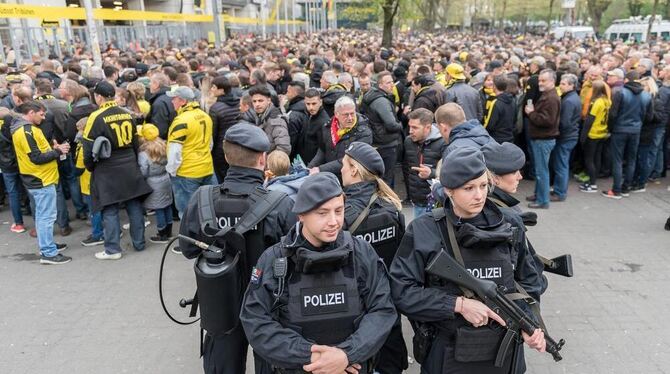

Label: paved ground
[1,178,669,374]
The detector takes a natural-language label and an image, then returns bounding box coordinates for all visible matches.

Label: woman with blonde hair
[339,141,408,374]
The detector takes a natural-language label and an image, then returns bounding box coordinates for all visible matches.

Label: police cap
[439,146,487,189]
[224,123,270,152]
[344,142,385,177]
[481,142,525,175]
[292,172,343,214]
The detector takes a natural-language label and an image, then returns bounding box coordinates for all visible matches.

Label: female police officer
[340,141,408,374]
[389,146,545,374]
[240,172,397,374]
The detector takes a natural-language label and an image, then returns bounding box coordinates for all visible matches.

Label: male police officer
[240,172,397,374]
[179,123,296,374]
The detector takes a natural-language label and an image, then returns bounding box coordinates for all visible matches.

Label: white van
[550,26,597,40]
[604,16,670,42]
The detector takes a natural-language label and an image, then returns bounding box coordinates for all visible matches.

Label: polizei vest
[352,207,403,267]
[281,234,363,345]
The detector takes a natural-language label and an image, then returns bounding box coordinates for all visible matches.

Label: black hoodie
[485,92,516,144]
[210,94,241,180]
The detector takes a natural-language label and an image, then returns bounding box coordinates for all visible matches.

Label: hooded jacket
[284,96,309,159]
[360,87,402,147]
[295,106,330,164]
[608,81,653,134]
[485,91,516,144]
[148,86,177,139]
[444,119,494,156]
[404,125,446,204]
[412,85,445,113]
[0,111,19,173]
[322,84,350,117]
[265,169,309,201]
[640,84,670,144]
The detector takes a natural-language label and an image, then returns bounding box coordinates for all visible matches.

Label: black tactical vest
[352,207,403,267]
[281,234,363,345]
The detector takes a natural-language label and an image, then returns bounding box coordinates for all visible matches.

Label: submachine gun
[425,249,566,363]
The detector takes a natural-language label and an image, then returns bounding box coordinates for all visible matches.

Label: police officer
[340,141,408,373]
[179,123,296,374]
[482,142,549,299]
[240,172,397,374]
[389,147,545,374]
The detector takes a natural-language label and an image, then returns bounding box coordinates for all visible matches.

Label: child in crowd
[264,151,309,201]
[138,124,173,243]
[75,117,104,247]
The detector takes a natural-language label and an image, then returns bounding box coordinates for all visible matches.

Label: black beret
[135,63,149,75]
[439,146,487,189]
[224,123,270,152]
[481,142,525,175]
[93,81,116,98]
[293,172,343,214]
[344,142,385,177]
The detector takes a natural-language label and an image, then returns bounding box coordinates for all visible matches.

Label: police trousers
[375,316,408,374]
[419,335,520,374]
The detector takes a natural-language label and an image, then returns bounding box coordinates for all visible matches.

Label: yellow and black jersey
[83,101,137,150]
[168,102,213,178]
[11,120,60,189]
[75,143,91,195]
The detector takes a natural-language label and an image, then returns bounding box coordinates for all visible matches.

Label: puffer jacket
[148,86,177,139]
[360,87,402,147]
[322,84,350,117]
[308,114,373,176]
[209,94,241,179]
[485,92,516,144]
[138,151,173,210]
[413,85,444,113]
[558,90,582,141]
[404,125,446,205]
[265,169,309,201]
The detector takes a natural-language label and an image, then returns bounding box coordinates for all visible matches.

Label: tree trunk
[500,0,508,31]
[647,0,660,42]
[547,0,555,31]
[382,0,399,48]
[587,0,612,33]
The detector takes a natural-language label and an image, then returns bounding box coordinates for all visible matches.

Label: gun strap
[488,196,508,208]
[535,253,554,268]
[348,193,378,234]
[431,208,474,299]
[495,329,517,367]
[198,185,217,236]
[507,283,547,332]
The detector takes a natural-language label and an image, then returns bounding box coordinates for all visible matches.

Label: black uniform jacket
[388,200,543,323]
[179,167,296,260]
[240,226,397,370]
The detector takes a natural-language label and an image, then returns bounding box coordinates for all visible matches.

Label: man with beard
[241,85,291,155]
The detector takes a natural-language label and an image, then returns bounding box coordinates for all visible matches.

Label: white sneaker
[122,220,151,230]
[95,251,122,260]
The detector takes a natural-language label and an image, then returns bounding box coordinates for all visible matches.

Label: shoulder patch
[250,266,263,285]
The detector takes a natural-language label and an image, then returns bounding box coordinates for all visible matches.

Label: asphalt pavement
[1,178,669,374]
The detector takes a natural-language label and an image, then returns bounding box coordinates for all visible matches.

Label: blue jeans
[637,127,666,185]
[2,172,24,225]
[610,132,640,193]
[651,131,667,177]
[102,198,145,254]
[413,204,428,220]
[83,194,103,240]
[530,139,556,205]
[27,185,58,258]
[551,139,577,199]
[58,156,86,213]
[154,206,173,230]
[171,174,216,218]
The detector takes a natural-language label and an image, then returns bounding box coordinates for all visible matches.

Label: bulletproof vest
[210,187,266,271]
[281,233,363,345]
[352,206,402,267]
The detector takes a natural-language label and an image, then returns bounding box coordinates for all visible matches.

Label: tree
[382,0,400,48]
[587,0,612,32]
[628,0,644,15]
[647,0,660,42]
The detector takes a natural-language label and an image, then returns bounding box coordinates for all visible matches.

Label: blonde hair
[266,150,290,178]
[344,155,402,211]
[640,76,658,97]
[139,137,167,163]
